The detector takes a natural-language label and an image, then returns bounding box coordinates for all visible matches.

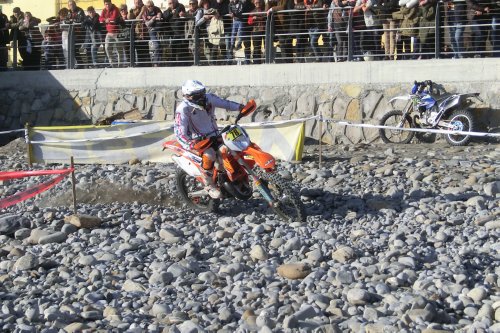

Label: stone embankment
[0,139,499,332]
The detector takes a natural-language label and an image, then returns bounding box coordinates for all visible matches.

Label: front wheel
[379,110,415,144]
[444,109,475,146]
[176,169,218,213]
[258,171,305,222]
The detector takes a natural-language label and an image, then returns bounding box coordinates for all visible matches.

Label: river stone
[332,246,356,263]
[277,263,311,279]
[13,254,39,271]
[122,280,146,292]
[467,287,488,303]
[346,288,372,305]
[27,228,50,244]
[64,215,102,229]
[250,245,268,261]
[0,215,20,236]
[38,232,67,244]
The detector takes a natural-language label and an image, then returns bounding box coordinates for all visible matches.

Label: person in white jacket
[174,80,244,198]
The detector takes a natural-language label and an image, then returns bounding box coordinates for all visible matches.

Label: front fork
[230,151,276,206]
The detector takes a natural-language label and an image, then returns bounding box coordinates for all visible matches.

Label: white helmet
[182,80,206,97]
[181,80,207,107]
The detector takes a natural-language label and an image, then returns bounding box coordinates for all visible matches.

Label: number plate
[226,127,243,141]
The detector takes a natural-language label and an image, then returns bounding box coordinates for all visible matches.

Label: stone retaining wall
[0,60,499,144]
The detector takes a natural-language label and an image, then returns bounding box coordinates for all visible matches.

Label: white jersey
[174,93,242,150]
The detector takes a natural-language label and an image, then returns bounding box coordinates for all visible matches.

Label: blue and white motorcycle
[379,80,482,146]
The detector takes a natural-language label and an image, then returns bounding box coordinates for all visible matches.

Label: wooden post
[70,156,77,215]
[25,123,32,167]
[318,113,323,167]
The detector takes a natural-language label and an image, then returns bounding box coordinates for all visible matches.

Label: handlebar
[412,80,433,94]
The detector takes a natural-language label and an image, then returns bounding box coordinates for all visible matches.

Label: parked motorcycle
[379,80,482,146]
[163,100,305,222]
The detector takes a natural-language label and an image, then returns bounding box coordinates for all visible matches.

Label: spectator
[228,0,246,62]
[247,0,267,63]
[305,0,324,62]
[0,7,9,70]
[291,0,307,62]
[446,0,467,59]
[129,0,149,67]
[43,16,65,69]
[196,0,221,65]
[212,0,232,63]
[142,0,162,66]
[466,0,497,57]
[56,8,71,65]
[9,7,28,67]
[417,0,437,59]
[267,0,295,63]
[119,4,131,66]
[82,6,103,67]
[354,0,382,59]
[19,12,43,70]
[163,0,190,66]
[328,0,349,61]
[240,0,255,64]
[379,0,398,60]
[392,0,419,59]
[184,0,201,63]
[100,0,123,67]
[67,0,86,68]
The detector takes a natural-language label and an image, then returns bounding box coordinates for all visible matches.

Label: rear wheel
[379,110,415,144]
[444,109,475,146]
[176,169,218,213]
[258,171,305,222]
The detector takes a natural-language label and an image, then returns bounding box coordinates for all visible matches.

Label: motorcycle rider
[174,80,245,199]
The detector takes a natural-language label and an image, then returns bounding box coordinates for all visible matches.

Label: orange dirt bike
[162,100,305,222]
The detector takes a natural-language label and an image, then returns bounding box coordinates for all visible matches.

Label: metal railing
[3,3,498,70]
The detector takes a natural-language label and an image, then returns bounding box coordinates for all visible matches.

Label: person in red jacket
[99,0,123,67]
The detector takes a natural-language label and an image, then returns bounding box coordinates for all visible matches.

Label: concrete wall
[0,58,498,144]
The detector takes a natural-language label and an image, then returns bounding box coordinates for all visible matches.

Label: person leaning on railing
[129,0,150,67]
[100,0,124,68]
[163,0,189,66]
[248,0,267,63]
[19,12,43,70]
[67,0,86,68]
[44,15,66,69]
[466,0,499,57]
[82,6,104,68]
[267,0,296,63]
[0,7,9,71]
[142,0,163,67]
[417,0,437,59]
[392,0,420,59]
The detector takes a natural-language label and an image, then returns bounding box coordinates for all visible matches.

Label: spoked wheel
[176,169,218,212]
[379,110,415,144]
[258,171,305,222]
[444,109,475,146]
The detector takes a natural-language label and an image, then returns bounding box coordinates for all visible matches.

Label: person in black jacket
[163,0,189,66]
[0,7,9,70]
[466,0,498,57]
[67,0,87,67]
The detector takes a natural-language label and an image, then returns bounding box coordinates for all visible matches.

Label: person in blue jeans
[466,0,496,57]
[228,0,245,63]
[447,0,466,58]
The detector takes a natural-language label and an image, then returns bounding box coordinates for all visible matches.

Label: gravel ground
[0,138,499,333]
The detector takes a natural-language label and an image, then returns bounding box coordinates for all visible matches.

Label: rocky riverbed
[0,139,499,333]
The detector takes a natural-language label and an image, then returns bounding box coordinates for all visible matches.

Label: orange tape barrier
[0,168,74,209]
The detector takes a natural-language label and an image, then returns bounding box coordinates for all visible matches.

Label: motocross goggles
[187,90,207,108]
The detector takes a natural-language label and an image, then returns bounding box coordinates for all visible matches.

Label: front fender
[243,143,276,170]
[388,95,412,104]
